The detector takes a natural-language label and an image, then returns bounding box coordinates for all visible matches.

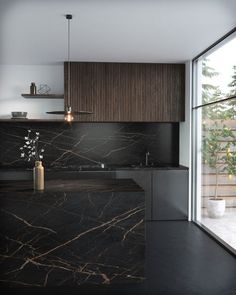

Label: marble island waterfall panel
[0,188,145,286]
[0,122,179,169]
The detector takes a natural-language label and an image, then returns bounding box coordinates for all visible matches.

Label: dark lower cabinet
[116,169,188,221]
[152,170,188,220]
[116,170,152,221]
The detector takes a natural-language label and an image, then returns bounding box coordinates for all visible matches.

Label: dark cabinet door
[64,62,185,122]
[152,170,188,220]
[116,170,152,221]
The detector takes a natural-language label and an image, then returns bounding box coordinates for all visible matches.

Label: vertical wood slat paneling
[64,62,185,122]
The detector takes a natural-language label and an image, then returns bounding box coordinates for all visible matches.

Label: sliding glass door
[193,34,236,253]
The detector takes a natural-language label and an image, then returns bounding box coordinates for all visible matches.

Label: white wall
[0,64,64,119]
[179,61,192,220]
[1,0,236,65]
[179,61,192,166]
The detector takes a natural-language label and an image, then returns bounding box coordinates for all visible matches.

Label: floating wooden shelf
[21,94,64,99]
[0,119,65,122]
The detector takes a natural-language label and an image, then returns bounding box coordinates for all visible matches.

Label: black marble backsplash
[0,122,179,169]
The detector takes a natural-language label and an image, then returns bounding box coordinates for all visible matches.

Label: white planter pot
[207,199,225,218]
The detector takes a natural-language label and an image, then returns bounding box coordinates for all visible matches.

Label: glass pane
[197,99,236,250]
[193,33,236,253]
[193,37,236,108]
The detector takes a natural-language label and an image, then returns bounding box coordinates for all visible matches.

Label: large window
[193,34,236,254]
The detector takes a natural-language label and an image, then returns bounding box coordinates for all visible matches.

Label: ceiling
[0,0,236,65]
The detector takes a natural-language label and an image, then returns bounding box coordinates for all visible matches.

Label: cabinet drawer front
[116,170,152,220]
[152,170,188,220]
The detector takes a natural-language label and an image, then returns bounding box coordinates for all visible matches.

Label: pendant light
[46,14,93,121]
[65,14,73,122]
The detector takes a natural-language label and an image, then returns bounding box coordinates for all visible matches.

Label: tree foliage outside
[227,64,236,119]
[228,65,236,94]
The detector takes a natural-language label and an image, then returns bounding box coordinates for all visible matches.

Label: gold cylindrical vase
[33,161,44,190]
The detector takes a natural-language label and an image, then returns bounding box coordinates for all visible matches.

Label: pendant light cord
[67,15,72,109]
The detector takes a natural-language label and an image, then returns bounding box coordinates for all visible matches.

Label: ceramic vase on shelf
[33,161,44,190]
[30,82,37,95]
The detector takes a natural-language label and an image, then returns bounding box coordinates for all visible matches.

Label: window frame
[191,28,236,256]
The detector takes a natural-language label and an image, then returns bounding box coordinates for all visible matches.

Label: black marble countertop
[0,179,145,286]
[0,166,189,181]
[112,164,188,170]
[0,164,188,172]
[0,178,144,193]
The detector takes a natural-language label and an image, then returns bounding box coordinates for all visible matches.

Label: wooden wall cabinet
[64,62,185,122]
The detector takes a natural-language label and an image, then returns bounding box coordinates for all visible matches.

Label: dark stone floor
[1,221,236,295]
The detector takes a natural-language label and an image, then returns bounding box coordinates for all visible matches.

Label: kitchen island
[0,179,145,287]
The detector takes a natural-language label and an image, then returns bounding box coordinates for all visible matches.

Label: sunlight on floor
[201,208,236,250]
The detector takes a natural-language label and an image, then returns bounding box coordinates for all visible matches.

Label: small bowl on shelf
[11,112,28,119]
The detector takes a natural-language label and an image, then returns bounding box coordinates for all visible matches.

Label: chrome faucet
[145,151,150,166]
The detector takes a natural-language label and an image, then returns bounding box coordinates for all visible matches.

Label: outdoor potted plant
[203,121,236,218]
